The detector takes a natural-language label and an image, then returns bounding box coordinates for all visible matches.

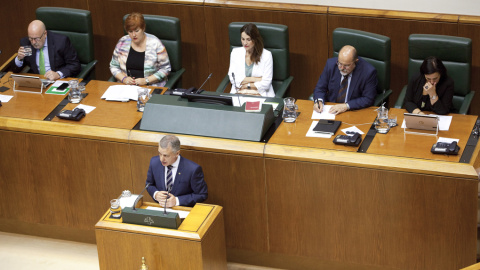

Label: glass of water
[137,88,151,112]
[23,46,32,57]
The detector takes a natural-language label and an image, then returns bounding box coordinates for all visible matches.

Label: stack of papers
[101,85,141,102]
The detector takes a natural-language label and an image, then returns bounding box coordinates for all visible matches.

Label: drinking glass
[282,97,297,123]
[137,88,151,112]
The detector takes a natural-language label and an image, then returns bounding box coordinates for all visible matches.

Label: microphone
[232,72,241,105]
[196,73,212,93]
[163,186,171,216]
[132,183,151,211]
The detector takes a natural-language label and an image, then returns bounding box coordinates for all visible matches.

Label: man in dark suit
[313,45,377,115]
[14,20,80,80]
[146,135,208,207]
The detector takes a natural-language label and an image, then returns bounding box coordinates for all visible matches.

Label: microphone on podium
[132,183,150,211]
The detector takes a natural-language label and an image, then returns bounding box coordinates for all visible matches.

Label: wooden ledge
[133,0,204,4]
[264,143,478,179]
[205,0,328,13]
[129,129,265,157]
[459,15,480,24]
[0,116,130,143]
[329,7,459,22]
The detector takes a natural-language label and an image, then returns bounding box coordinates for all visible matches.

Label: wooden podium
[95,202,227,269]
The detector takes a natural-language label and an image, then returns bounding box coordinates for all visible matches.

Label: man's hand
[155,191,176,208]
[313,101,323,113]
[329,104,348,115]
[44,71,60,80]
[17,47,26,61]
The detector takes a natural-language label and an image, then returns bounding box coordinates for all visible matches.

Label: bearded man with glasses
[313,45,377,115]
[14,20,80,80]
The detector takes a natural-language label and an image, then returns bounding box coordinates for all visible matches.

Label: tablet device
[403,113,439,131]
[11,74,44,93]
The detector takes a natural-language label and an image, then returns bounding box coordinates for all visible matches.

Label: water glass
[68,88,82,103]
[375,118,390,133]
[23,46,32,57]
[110,199,121,218]
[282,97,297,123]
[388,114,397,127]
[137,88,151,112]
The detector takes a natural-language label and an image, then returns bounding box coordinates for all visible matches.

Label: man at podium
[146,135,208,207]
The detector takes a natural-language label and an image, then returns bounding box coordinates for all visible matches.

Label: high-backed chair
[216,22,293,98]
[309,28,392,106]
[125,14,184,89]
[394,34,473,114]
[36,7,97,80]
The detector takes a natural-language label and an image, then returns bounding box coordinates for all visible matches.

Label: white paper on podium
[311,105,335,120]
[101,85,141,102]
[146,206,190,219]
[306,121,333,138]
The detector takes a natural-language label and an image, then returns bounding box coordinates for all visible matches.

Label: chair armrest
[394,85,407,109]
[164,68,185,89]
[215,75,230,93]
[274,76,293,98]
[76,60,98,79]
[458,91,475,115]
[374,89,393,107]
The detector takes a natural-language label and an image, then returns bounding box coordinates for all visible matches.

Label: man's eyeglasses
[28,32,46,43]
[336,61,354,68]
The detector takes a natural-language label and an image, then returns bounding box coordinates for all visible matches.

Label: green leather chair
[216,22,293,98]
[309,28,392,106]
[394,34,473,114]
[36,7,97,80]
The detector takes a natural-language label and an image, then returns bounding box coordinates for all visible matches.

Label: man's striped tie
[336,75,348,103]
[166,165,173,191]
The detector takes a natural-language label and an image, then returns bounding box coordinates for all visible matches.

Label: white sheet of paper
[306,121,333,138]
[74,104,96,114]
[341,126,364,135]
[0,94,13,102]
[437,137,459,143]
[101,85,141,102]
[311,105,335,119]
[146,206,190,219]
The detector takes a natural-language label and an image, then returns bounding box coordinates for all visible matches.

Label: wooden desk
[52,80,160,129]
[0,72,69,120]
[269,99,377,152]
[95,203,227,269]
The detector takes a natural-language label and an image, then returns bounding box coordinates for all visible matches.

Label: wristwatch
[247,83,251,89]
[145,78,150,85]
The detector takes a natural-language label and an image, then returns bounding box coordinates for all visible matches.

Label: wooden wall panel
[204,6,329,99]
[458,23,480,117]
[129,144,269,252]
[265,158,477,270]
[0,0,88,68]
[0,130,133,231]
[327,15,458,109]
[88,0,209,88]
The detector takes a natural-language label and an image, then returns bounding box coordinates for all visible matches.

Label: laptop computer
[403,113,439,135]
[11,74,54,94]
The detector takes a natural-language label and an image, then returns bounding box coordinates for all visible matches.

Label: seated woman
[227,23,275,97]
[404,56,454,115]
[110,12,171,87]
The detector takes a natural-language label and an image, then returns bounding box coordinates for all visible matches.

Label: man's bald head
[27,20,47,49]
[337,45,358,76]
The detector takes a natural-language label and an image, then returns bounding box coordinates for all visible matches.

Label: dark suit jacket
[404,73,454,115]
[146,155,208,207]
[15,31,81,78]
[313,57,377,110]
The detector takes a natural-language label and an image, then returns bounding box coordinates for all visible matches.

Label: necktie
[39,48,46,75]
[336,75,349,103]
[166,165,173,191]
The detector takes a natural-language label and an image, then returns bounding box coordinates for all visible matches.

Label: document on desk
[145,206,190,219]
[0,94,13,103]
[306,121,333,138]
[74,104,96,114]
[311,105,335,120]
[101,85,140,102]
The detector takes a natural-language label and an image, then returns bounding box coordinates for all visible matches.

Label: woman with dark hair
[110,12,171,87]
[227,23,274,97]
[404,56,454,115]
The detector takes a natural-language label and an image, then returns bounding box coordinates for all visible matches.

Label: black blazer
[404,73,454,115]
[15,31,81,78]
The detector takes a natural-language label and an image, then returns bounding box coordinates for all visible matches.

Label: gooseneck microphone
[132,183,151,211]
[163,186,171,216]
[196,73,212,93]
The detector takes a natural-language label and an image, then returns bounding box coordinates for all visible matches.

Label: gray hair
[159,135,181,152]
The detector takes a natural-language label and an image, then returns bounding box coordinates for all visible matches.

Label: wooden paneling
[327,14,459,109]
[0,0,88,68]
[458,23,480,117]
[203,6,328,99]
[265,158,477,270]
[128,143,269,252]
[88,0,209,88]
